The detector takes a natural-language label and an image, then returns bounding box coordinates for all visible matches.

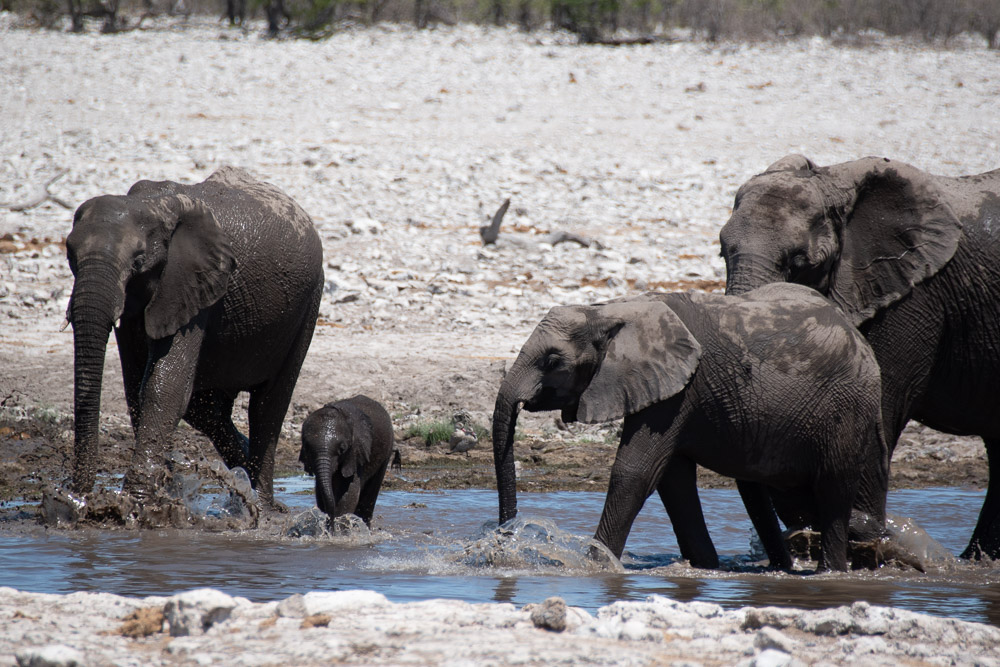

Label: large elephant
[66,166,324,508]
[300,395,395,525]
[720,155,1000,559]
[492,284,888,572]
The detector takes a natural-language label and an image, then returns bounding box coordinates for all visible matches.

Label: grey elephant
[720,154,1000,560]
[492,284,888,572]
[66,167,324,508]
[300,395,395,525]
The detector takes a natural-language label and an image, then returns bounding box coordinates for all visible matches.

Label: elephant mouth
[523,393,579,422]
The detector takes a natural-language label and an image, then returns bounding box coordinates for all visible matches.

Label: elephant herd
[64,157,1000,571]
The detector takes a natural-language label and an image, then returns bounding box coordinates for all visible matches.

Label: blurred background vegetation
[4,0,1000,48]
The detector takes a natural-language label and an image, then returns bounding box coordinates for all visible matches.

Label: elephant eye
[542,351,562,371]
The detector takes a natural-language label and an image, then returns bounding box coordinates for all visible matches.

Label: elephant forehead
[736,173,822,220]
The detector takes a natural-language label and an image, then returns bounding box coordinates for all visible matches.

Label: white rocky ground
[4,586,1000,666]
[2,12,999,664]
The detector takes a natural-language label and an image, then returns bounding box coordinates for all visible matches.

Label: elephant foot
[584,541,625,572]
[260,495,289,514]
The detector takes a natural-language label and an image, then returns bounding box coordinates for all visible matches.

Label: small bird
[448,425,478,457]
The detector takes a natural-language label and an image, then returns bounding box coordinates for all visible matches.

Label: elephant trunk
[314,454,338,518]
[724,252,781,296]
[69,260,125,493]
[492,380,523,525]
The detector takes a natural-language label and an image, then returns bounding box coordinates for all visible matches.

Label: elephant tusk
[60,319,70,332]
[115,318,121,330]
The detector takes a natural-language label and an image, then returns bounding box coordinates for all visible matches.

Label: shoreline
[3,586,1000,666]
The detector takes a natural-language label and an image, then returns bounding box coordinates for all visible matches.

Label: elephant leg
[184,389,249,471]
[812,478,853,572]
[323,474,361,519]
[593,412,676,559]
[354,462,390,526]
[246,308,319,509]
[124,320,206,498]
[657,457,719,569]
[114,319,147,437]
[962,437,1000,560]
[737,480,792,570]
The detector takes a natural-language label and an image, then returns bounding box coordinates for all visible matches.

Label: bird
[448,425,478,457]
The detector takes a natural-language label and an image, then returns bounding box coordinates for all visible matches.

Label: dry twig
[0,170,71,212]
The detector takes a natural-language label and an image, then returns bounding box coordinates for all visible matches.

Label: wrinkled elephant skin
[66,166,324,509]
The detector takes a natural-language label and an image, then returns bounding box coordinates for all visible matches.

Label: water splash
[282,508,375,545]
[885,514,955,566]
[460,517,624,573]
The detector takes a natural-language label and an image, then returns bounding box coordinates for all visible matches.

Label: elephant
[719,154,1000,560]
[299,395,395,525]
[492,283,888,572]
[65,166,324,509]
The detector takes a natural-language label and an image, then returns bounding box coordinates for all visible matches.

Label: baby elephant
[492,283,888,572]
[300,395,394,525]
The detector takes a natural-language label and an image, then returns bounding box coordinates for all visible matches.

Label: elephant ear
[339,401,373,479]
[829,159,962,325]
[765,154,816,173]
[577,300,701,424]
[145,195,236,339]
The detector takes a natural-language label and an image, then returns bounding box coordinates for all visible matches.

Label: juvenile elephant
[492,284,888,572]
[720,155,1000,559]
[300,396,395,525]
[66,167,324,508]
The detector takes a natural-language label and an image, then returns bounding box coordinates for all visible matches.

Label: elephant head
[492,298,701,524]
[65,191,236,492]
[720,155,962,324]
[300,402,373,518]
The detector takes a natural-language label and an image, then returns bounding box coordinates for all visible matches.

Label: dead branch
[544,230,605,250]
[0,170,71,212]
[479,198,510,245]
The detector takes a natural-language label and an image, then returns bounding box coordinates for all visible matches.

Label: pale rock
[529,596,568,632]
[750,649,796,667]
[754,626,797,653]
[277,593,307,618]
[15,644,85,667]
[302,590,390,616]
[164,588,237,636]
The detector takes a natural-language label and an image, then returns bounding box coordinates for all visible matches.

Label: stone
[277,594,308,619]
[302,590,389,616]
[163,589,237,637]
[751,649,794,667]
[15,645,85,667]
[530,597,567,632]
[754,627,797,653]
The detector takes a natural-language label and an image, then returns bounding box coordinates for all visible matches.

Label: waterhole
[1,481,997,626]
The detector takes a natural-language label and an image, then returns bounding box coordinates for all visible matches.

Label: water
[2,481,998,627]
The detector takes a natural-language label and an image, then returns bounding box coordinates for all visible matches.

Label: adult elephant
[492,285,888,572]
[719,154,1000,559]
[66,166,324,509]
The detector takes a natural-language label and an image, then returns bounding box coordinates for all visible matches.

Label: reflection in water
[1,484,998,627]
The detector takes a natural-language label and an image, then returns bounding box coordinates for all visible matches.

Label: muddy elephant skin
[720,155,1000,560]
[492,284,887,572]
[66,166,324,507]
[300,395,395,525]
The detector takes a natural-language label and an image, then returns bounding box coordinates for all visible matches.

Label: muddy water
[2,482,998,627]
